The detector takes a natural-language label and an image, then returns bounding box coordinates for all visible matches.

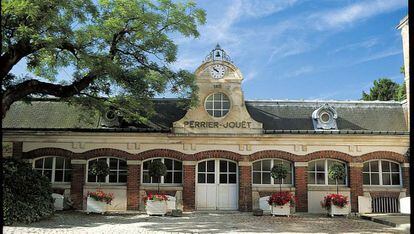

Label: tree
[148,160,167,194]
[327,163,346,194]
[362,78,405,101]
[89,160,110,188]
[1,0,206,121]
[270,163,289,192]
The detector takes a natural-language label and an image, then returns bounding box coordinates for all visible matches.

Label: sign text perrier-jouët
[184,121,252,129]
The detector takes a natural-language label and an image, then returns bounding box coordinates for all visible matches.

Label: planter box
[329,205,349,217]
[271,204,291,217]
[86,196,106,214]
[146,200,167,216]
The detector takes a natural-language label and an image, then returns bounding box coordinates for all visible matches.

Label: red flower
[143,192,169,206]
[86,190,114,204]
[321,194,348,209]
[268,192,295,207]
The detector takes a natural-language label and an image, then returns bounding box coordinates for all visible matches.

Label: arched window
[363,160,401,186]
[142,158,183,184]
[87,157,127,183]
[33,156,71,183]
[252,159,293,185]
[308,159,347,185]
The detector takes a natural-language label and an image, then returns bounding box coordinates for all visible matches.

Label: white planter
[146,200,168,216]
[329,204,349,217]
[86,196,107,214]
[271,204,291,217]
[52,193,64,211]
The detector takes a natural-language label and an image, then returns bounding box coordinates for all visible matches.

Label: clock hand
[213,68,219,73]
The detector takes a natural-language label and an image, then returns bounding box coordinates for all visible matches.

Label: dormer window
[312,103,338,130]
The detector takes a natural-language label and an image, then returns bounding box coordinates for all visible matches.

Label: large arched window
[142,158,183,184]
[87,157,127,183]
[363,160,401,186]
[252,159,293,185]
[33,156,71,183]
[308,159,347,185]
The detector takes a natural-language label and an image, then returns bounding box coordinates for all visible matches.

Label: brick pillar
[239,162,252,211]
[349,163,364,212]
[294,162,308,212]
[12,142,23,159]
[182,161,196,211]
[70,160,86,210]
[402,163,410,196]
[127,161,141,210]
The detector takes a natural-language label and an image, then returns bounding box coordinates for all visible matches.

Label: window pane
[229,162,236,172]
[274,178,282,184]
[207,110,214,116]
[262,160,271,171]
[165,172,173,183]
[152,176,160,183]
[220,174,227,183]
[207,174,215,183]
[119,172,127,183]
[253,172,261,184]
[370,161,379,172]
[44,157,53,169]
[371,173,380,185]
[64,159,71,169]
[390,163,399,172]
[382,161,390,172]
[316,161,324,171]
[35,159,43,169]
[308,172,315,184]
[214,110,221,117]
[98,158,107,163]
[220,160,227,172]
[165,159,173,170]
[55,170,63,182]
[284,173,292,184]
[205,102,213,109]
[382,173,391,185]
[328,177,336,185]
[316,173,325,184]
[338,177,346,185]
[143,171,150,183]
[363,163,369,172]
[109,172,117,183]
[198,173,205,183]
[391,173,400,185]
[363,173,370,185]
[174,172,182,184]
[207,161,215,172]
[198,161,206,172]
[253,162,261,171]
[214,101,221,109]
[118,160,127,170]
[143,161,150,170]
[97,175,106,183]
[262,172,271,184]
[55,157,64,169]
[43,170,52,181]
[222,101,230,109]
[214,93,221,100]
[229,174,236,184]
[88,174,96,183]
[174,160,182,171]
[109,158,118,170]
[308,161,316,171]
[64,170,71,182]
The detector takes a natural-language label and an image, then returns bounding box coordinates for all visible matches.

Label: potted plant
[321,163,349,217]
[268,163,295,216]
[144,160,169,215]
[86,160,112,214]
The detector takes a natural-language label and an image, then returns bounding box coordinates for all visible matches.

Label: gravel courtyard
[3,211,408,234]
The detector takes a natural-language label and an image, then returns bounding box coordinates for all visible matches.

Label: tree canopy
[362,78,406,101]
[1,0,206,121]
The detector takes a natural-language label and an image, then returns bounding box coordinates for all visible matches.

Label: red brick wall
[239,166,252,211]
[12,142,23,158]
[127,164,140,210]
[349,166,363,212]
[402,166,410,196]
[70,164,85,210]
[294,166,308,212]
[182,164,195,211]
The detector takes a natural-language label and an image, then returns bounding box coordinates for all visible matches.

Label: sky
[11,0,408,101]
[172,0,408,100]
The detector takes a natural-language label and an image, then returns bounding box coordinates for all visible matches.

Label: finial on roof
[203,43,232,64]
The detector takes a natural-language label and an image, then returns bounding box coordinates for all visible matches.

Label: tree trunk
[336,179,338,194]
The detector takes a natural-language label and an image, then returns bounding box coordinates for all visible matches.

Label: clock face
[209,64,226,79]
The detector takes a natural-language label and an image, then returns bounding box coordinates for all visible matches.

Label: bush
[2,158,54,225]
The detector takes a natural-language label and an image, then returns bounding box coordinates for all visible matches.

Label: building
[2,17,410,214]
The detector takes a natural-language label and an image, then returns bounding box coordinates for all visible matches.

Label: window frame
[204,92,231,118]
[86,157,127,184]
[362,159,402,187]
[251,159,294,186]
[32,156,72,183]
[141,157,183,186]
[307,159,348,186]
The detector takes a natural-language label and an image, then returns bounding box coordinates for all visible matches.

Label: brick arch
[193,150,243,162]
[360,151,408,163]
[249,150,297,162]
[305,150,354,163]
[23,148,75,159]
[79,148,134,160]
[136,149,188,161]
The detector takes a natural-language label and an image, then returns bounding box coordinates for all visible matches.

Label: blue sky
[11,0,407,101]
[172,0,408,100]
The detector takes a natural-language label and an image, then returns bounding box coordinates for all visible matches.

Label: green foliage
[271,163,289,192]
[89,160,110,178]
[2,157,54,225]
[148,160,167,178]
[362,78,406,101]
[2,0,206,122]
[328,163,346,194]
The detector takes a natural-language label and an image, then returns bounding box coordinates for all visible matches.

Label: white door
[196,159,238,210]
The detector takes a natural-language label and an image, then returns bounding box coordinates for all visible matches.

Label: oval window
[204,93,230,117]
[320,112,330,123]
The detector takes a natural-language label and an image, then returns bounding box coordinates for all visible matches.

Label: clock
[209,64,226,79]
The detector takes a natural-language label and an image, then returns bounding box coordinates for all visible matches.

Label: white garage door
[196,159,238,210]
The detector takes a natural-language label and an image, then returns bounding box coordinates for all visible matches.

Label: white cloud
[331,37,379,54]
[350,49,402,65]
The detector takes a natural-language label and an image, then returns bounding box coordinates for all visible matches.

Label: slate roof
[2,99,408,134]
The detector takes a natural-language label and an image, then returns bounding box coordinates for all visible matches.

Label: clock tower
[173,44,263,134]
